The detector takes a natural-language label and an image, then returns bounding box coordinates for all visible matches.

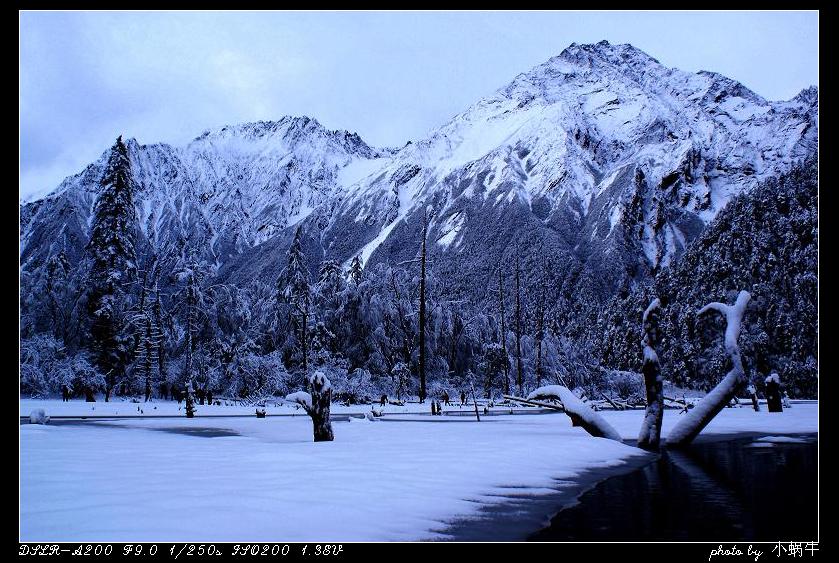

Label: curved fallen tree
[528,385,622,441]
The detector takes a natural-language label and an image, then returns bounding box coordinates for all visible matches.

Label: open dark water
[529,434,817,542]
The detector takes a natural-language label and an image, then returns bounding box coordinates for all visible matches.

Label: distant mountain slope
[21,41,817,314]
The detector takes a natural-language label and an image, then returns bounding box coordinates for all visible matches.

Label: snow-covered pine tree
[84,136,138,401]
[42,249,73,342]
[173,254,211,417]
[277,226,313,374]
[479,343,508,399]
[314,259,346,355]
[129,256,164,401]
[637,298,665,451]
[348,255,363,287]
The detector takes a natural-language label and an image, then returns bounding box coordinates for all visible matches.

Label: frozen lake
[19,401,817,541]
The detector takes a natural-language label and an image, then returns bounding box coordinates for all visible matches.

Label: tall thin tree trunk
[144,318,153,402]
[498,268,509,395]
[301,307,308,375]
[418,214,428,403]
[154,281,165,385]
[184,279,196,418]
[535,294,544,389]
[514,254,524,396]
[470,380,481,422]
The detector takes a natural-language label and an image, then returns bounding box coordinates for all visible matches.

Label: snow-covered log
[528,385,622,441]
[503,394,564,411]
[286,371,334,442]
[667,290,751,447]
[638,298,665,451]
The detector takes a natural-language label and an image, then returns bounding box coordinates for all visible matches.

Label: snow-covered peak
[190,115,381,159]
[335,41,817,272]
[21,41,817,284]
[792,85,818,105]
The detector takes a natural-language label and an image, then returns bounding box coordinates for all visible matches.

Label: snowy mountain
[21,116,389,270]
[21,41,817,307]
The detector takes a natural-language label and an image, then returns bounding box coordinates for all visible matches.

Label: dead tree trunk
[309,372,334,441]
[765,374,783,412]
[289,371,334,442]
[638,298,665,451]
[418,213,428,403]
[498,268,510,395]
[184,277,197,419]
[747,383,761,412]
[470,380,481,422]
[534,294,545,389]
[514,253,524,397]
[667,291,751,447]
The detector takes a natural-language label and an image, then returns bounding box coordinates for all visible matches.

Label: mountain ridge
[21,41,818,310]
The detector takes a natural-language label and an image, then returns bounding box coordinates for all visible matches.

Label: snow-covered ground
[19,402,817,542]
[18,397,542,418]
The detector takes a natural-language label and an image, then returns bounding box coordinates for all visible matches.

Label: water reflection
[530,435,817,541]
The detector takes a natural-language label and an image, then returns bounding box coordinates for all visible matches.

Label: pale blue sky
[19,10,818,200]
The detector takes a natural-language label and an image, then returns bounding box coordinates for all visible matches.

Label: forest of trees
[585,156,818,399]
[19,141,819,404]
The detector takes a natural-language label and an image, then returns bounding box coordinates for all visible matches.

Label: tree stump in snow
[765,374,783,413]
[309,372,334,441]
[287,371,334,442]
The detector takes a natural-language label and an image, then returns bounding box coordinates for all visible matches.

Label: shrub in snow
[225,350,290,403]
[330,366,376,405]
[29,409,49,425]
[20,336,104,401]
[606,370,645,403]
[390,362,412,401]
